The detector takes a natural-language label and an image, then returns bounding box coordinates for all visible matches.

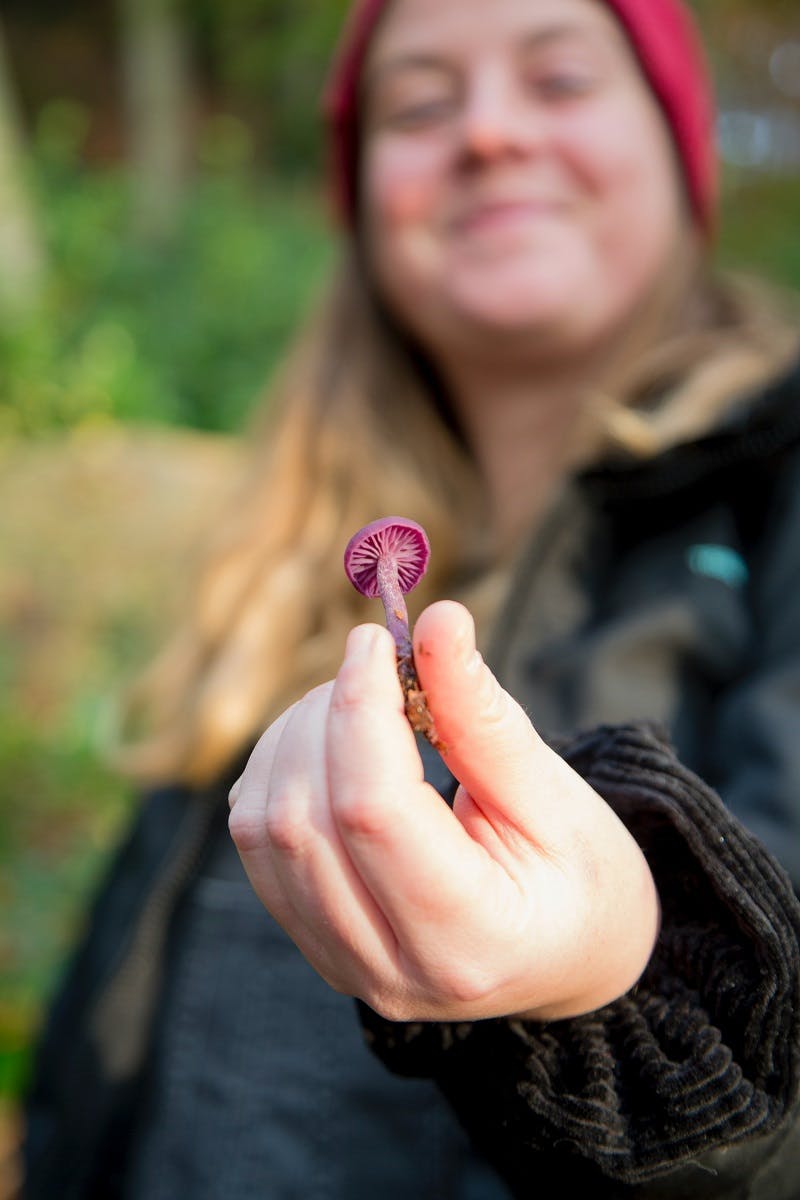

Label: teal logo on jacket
[686,544,749,589]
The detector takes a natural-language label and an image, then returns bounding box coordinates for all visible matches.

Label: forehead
[366,0,629,66]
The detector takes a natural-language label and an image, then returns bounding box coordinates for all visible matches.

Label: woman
[24,0,800,1196]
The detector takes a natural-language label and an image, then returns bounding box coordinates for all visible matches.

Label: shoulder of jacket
[582,353,800,509]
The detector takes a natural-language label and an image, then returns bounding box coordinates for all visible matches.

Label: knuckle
[376,999,412,1023]
[429,959,493,1009]
[228,804,267,854]
[264,798,311,858]
[333,791,386,840]
[363,962,496,1021]
[363,988,415,1024]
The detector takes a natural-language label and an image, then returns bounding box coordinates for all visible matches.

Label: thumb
[414,602,661,1012]
[413,600,567,835]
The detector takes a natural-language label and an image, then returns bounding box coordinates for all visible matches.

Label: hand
[228,600,660,1023]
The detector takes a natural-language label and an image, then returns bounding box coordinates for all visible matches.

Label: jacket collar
[581,351,800,502]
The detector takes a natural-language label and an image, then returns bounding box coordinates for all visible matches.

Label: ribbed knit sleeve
[357,723,800,1192]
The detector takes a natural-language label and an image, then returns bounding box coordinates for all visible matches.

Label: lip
[449,198,564,236]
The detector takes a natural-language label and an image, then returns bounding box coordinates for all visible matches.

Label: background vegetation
[0,2,799,1190]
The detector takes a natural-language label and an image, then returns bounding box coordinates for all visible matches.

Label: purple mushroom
[344,516,430,659]
[344,516,445,751]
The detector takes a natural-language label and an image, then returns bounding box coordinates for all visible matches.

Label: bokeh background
[0,0,799,1192]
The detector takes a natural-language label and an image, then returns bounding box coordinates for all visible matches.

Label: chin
[390,270,609,360]
[451,291,580,338]
[448,263,587,322]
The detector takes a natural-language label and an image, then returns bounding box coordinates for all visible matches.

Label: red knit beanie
[324,0,718,235]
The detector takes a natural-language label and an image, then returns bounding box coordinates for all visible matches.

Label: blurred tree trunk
[0,18,46,315]
[118,0,192,244]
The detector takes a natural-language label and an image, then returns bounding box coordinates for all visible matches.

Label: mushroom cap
[344,516,431,598]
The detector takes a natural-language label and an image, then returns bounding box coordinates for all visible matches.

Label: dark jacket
[23,355,800,1198]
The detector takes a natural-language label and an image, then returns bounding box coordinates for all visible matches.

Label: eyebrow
[365,22,606,89]
[519,22,600,54]
[362,54,453,100]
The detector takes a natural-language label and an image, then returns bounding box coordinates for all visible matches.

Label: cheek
[362,141,450,316]
[571,112,684,285]
[363,140,445,231]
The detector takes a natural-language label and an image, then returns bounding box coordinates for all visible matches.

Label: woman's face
[360,0,690,366]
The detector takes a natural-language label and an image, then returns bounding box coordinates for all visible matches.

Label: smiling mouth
[451,200,563,236]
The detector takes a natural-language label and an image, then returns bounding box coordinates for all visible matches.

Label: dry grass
[0,423,243,721]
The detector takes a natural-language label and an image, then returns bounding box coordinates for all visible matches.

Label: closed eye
[381,96,458,130]
[528,71,598,101]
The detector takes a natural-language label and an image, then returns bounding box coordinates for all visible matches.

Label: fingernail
[464,647,483,676]
[456,615,480,673]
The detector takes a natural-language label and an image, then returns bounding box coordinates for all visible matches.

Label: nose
[458,64,542,162]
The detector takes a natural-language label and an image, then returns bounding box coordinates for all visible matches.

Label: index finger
[325,624,497,940]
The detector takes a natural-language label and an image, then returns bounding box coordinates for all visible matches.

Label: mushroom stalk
[376,555,412,660]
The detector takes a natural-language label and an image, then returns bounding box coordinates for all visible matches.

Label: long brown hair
[112,246,798,787]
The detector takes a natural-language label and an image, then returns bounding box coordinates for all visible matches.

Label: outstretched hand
[228,600,660,1023]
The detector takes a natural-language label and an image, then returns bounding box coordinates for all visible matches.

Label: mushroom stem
[343,515,445,752]
[376,556,412,659]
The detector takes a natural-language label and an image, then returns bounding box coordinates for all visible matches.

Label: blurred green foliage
[718,172,800,289]
[189,0,352,173]
[0,155,336,436]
